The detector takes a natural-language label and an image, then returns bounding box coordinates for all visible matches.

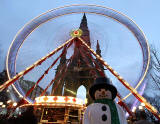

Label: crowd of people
[0,107,38,124]
[127,111,159,124]
[0,107,159,124]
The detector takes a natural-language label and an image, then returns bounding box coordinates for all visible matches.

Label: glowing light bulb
[13,102,17,107]
[2,105,6,108]
[7,100,12,104]
[141,103,145,107]
[139,106,143,110]
[132,106,136,112]
[0,102,3,105]
[85,99,88,104]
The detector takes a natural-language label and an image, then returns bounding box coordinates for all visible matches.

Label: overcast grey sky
[1,0,160,71]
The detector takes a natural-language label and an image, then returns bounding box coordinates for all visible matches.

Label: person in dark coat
[134,111,154,124]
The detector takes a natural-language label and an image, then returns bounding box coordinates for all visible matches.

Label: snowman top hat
[89,77,117,100]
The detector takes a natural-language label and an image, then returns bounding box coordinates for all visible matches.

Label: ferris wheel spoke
[50,62,68,95]
[25,46,67,98]
[0,37,74,92]
[51,48,77,95]
[41,60,68,96]
[41,41,74,96]
[79,46,105,76]
[78,37,160,120]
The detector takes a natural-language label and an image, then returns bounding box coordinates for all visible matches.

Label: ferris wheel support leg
[78,37,160,120]
[117,93,133,116]
[80,40,133,116]
[0,37,74,92]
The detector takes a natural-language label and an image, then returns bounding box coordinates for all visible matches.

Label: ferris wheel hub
[70,29,83,37]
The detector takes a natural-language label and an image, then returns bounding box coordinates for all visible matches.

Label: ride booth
[21,96,85,124]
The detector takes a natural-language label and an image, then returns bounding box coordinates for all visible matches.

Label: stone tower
[51,14,105,104]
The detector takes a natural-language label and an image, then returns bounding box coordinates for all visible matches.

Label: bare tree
[0,70,9,107]
[142,93,160,123]
[138,46,160,122]
[149,46,160,90]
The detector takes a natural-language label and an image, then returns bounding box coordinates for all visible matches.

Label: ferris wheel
[1,5,160,119]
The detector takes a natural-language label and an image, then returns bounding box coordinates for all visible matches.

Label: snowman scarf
[94,99,120,124]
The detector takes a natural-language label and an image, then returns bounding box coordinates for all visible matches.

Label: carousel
[19,96,84,124]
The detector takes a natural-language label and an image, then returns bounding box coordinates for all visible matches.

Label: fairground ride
[0,5,159,121]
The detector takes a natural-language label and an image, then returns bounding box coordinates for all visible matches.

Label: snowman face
[94,88,112,100]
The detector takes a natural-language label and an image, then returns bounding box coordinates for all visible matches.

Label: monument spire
[80,13,88,29]
[96,40,101,57]
[79,13,90,46]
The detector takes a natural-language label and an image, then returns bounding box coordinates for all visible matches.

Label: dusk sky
[0,0,160,101]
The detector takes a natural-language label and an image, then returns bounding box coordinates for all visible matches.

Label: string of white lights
[78,37,160,120]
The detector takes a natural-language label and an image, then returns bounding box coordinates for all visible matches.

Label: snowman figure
[83,77,127,124]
